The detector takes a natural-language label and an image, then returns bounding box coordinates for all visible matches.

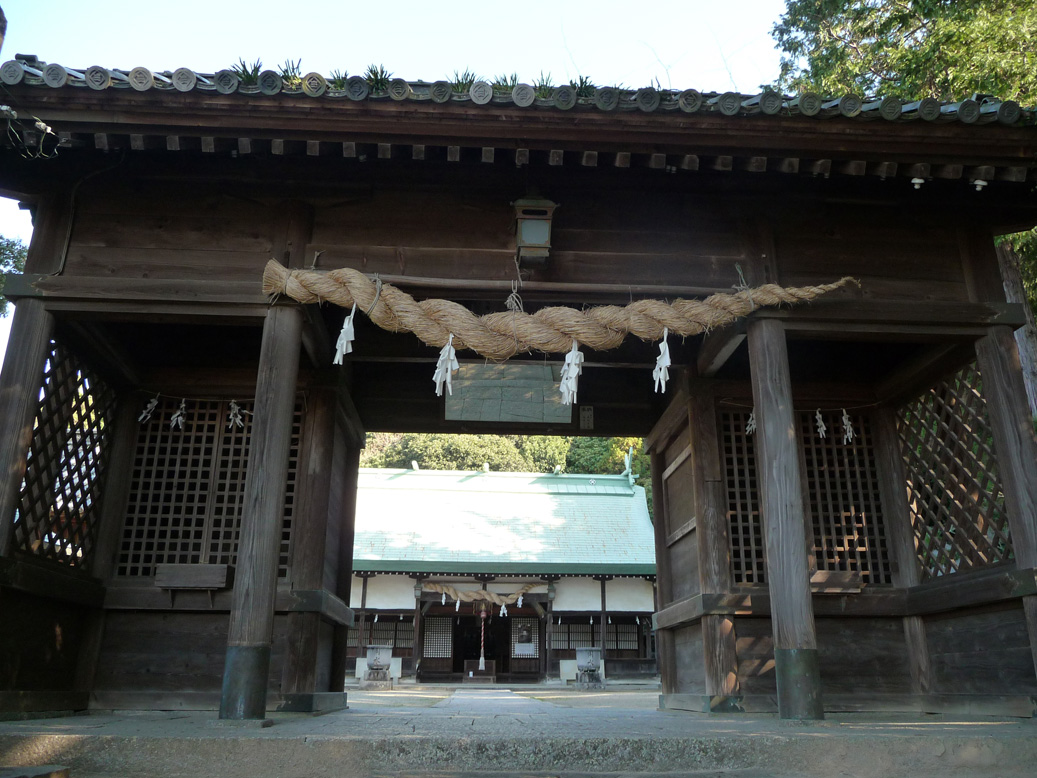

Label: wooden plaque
[214,69,239,94]
[128,66,153,91]
[512,84,536,107]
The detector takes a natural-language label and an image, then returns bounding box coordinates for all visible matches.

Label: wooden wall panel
[93,612,291,693]
[0,589,89,691]
[736,616,912,696]
[925,603,1037,695]
[672,623,706,694]
[669,533,701,601]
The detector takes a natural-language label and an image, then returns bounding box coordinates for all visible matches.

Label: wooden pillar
[219,305,303,720]
[412,577,425,669]
[545,579,556,678]
[649,448,677,694]
[281,386,336,698]
[974,326,1037,677]
[598,576,608,661]
[329,441,361,690]
[0,299,55,557]
[873,407,933,694]
[747,318,824,720]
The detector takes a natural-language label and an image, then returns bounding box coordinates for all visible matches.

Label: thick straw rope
[263,260,857,360]
[423,581,539,606]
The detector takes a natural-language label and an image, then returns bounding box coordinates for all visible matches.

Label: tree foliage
[1,235,28,316]
[773,1,1037,102]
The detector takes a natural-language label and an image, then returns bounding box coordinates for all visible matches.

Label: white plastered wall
[349,575,417,610]
[551,577,602,611]
[604,578,655,612]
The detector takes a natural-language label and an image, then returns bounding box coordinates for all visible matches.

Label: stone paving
[0,688,1034,777]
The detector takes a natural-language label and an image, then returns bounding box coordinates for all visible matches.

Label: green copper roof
[352,469,655,575]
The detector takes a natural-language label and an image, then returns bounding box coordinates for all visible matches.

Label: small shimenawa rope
[263,260,858,360]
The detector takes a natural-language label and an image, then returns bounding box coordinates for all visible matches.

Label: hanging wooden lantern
[513,195,557,267]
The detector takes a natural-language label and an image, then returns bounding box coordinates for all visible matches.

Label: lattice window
[116,398,301,578]
[11,340,118,569]
[721,409,890,586]
[568,622,593,648]
[722,410,766,584]
[550,622,569,650]
[423,616,452,658]
[896,363,1012,580]
[511,617,539,658]
[370,621,396,645]
[607,622,639,651]
[801,412,891,585]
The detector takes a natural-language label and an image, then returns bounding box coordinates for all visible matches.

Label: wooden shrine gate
[0,59,1036,721]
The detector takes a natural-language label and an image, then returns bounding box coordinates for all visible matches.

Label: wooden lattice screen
[721,409,891,586]
[116,397,301,578]
[10,339,118,568]
[896,363,1012,580]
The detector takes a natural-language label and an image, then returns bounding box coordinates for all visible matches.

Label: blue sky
[0,0,789,358]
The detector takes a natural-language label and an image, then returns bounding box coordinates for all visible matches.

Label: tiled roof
[351,468,655,575]
[0,57,1027,126]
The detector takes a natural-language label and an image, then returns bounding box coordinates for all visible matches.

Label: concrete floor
[0,688,1034,777]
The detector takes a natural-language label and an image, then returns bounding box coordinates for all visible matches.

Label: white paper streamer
[433,333,460,396]
[499,603,508,617]
[455,599,461,612]
[138,396,158,424]
[170,399,187,430]
[333,303,357,365]
[559,339,585,405]
[517,594,523,608]
[745,410,756,436]
[815,409,827,439]
[842,409,855,444]
[227,399,245,429]
[653,327,671,393]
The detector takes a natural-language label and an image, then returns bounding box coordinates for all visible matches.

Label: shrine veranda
[0,62,1036,721]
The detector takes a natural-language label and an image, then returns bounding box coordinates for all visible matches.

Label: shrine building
[0,56,1036,722]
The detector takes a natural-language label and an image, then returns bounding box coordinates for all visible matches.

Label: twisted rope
[263,260,858,359]
[423,581,539,606]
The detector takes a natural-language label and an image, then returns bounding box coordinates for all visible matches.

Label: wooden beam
[680,154,699,171]
[740,156,768,173]
[201,137,215,153]
[697,324,745,377]
[329,443,362,689]
[648,153,666,170]
[933,164,963,179]
[220,306,304,721]
[747,318,824,720]
[342,142,356,158]
[775,158,799,174]
[875,343,976,403]
[650,448,677,694]
[805,159,831,178]
[997,167,1027,183]
[868,161,897,179]
[711,156,733,171]
[130,134,144,151]
[94,133,108,151]
[237,138,251,155]
[837,160,866,176]
[0,299,55,557]
[377,143,391,159]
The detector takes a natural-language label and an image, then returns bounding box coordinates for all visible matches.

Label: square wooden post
[329,443,361,690]
[975,326,1037,678]
[747,318,824,720]
[219,305,303,720]
[0,298,56,557]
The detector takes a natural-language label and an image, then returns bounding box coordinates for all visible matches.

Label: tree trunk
[996,244,1037,418]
